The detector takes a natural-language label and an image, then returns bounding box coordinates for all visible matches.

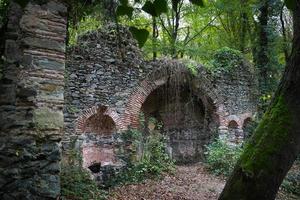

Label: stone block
[5,40,22,63]
[23,37,65,53]
[32,56,65,71]
[33,108,63,130]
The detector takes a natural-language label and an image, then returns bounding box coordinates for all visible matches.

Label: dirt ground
[108,163,298,200]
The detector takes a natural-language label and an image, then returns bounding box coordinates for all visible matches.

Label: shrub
[60,164,107,200]
[205,138,243,176]
[109,129,174,186]
[210,47,243,72]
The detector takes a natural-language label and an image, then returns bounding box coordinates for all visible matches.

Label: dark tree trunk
[256,0,270,95]
[219,3,300,200]
[152,17,158,60]
[280,5,290,63]
[239,0,248,53]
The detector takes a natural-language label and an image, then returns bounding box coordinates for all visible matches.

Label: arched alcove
[243,117,253,139]
[227,120,240,142]
[83,106,116,136]
[79,106,118,175]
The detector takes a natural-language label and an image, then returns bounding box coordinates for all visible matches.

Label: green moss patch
[240,95,292,176]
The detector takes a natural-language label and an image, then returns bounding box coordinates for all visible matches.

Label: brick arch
[225,115,241,128]
[75,105,122,134]
[122,60,223,129]
[241,113,254,127]
[228,120,239,129]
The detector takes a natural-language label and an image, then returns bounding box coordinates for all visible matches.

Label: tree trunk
[280,4,290,63]
[256,0,269,95]
[219,3,300,200]
[152,17,158,60]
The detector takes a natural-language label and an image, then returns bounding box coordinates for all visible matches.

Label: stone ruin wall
[0,1,67,199]
[0,1,258,198]
[64,25,258,178]
[214,64,258,141]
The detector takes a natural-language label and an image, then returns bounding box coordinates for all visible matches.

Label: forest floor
[108,163,299,200]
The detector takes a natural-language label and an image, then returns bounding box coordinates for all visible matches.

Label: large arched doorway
[140,79,217,164]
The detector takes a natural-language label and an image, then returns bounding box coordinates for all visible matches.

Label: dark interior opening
[141,80,216,164]
[88,162,101,173]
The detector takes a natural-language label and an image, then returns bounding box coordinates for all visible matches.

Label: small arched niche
[227,120,239,142]
[243,117,253,139]
[84,106,116,136]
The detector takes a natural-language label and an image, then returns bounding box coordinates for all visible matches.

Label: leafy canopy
[116,0,204,47]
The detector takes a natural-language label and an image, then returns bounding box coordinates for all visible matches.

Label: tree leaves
[129,27,150,47]
[116,0,134,18]
[142,0,168,17]
[116,5,134,18]
[154,0,168,15]
[142,1,157,16]
[285,0,297,10]
[189,0,204,7]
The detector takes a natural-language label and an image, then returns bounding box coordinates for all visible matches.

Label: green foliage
[110,128,174,186]
[60,137,107,200]
[285,0,297,10]
[116,4,134,18]
[142,0,168,17]
[185,61,198,76]
[129,27,150,48]
[205,138,243,176]
[60,165,107,200]
[68,16,101,46]
[189,0,204,7]
[210,47,243,72]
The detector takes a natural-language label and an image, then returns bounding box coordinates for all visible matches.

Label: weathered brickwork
[0,1,67,199]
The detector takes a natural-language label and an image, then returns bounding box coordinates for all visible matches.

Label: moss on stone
[239,95,292,176]
[33,108,64,130]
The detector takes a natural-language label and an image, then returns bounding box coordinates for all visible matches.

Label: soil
[108,163,299,200]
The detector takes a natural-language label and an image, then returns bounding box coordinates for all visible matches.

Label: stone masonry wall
[64,25,258,178]
[0,1,67,199]
[214,63,258,140]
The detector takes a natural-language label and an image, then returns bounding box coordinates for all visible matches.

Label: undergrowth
[60,139,107,200]
[204,138,243,177]
[60,164,108,200]
[109,120,175,186]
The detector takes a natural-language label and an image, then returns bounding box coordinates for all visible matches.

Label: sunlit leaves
[129,26,150,47]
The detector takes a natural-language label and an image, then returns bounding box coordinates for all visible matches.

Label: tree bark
[280,5,290,63]
[152,17,158,60]
[256,0,269,95]
[219,3,300,200]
